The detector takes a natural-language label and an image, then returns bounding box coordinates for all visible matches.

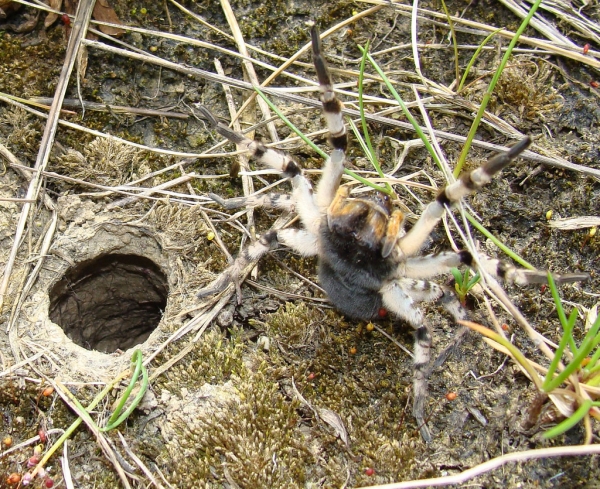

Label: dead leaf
[93,0,125,36]
[317,407,349,447]
[44,0,62,28]
[0,0,21,19]
[77,44,88,81]
[291,378,350,448]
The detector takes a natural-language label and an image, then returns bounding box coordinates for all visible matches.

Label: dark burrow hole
[49,254,168,353]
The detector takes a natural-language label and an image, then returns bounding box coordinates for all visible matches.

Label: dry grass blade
[548,216,600,230]
[49,378,133,488]
[219,0,280,142]
[213,58,257,259]
[0,0,96,311]
[506,0,600,46]
[30,97,190,119]
[117,432,165,489]
[358,445,600,489]
[60,442,75,489]
[64,41,589,177]
[497,0,577,47]
[358,0,600,68]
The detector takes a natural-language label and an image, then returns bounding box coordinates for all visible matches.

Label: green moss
[154,328,246,393]
[165,366,309,488]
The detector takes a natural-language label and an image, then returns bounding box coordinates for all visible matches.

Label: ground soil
[0,0,599,488]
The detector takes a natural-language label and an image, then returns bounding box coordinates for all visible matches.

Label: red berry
[6,473,20,484]
[45,478,54,488]
[365,467,375,476]
[61,14,70,26]
[591,80,599,88]
[446,392,458,401]
[378,308,387,318]
[307,372,316,380]
[27,455,40,468]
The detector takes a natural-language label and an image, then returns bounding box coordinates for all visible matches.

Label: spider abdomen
[318,224,395,321]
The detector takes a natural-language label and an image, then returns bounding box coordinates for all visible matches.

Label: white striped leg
[315,149,345,212]
[380,281,433,442]
[400,278,470,374]
[197,228,319,299]
[400,278,445,303]
[198,106,322,235]
[197,105,304,178]
[475,255,589,285]
[404,252,466,279]
[404,251,589,285]
[209,192,294,211]
[310,27,348,212]
[398,138,532,257]
[278,228,319,256]
[311,26,347,154]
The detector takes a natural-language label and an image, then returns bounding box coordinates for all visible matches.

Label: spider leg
[398,138,532,257]
[311,26,347,153]
[198,105,322,234]
[311,26,347,212]
[400,278,470,374]
[380,281,433,442]
[473,254,589,285]
[197,228,318,300]
[209,192,294,212]
[316,149,345,212]
[404,251,589,284]
[197,105,303,178]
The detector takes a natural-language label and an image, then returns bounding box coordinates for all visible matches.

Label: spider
[197,25,588,442]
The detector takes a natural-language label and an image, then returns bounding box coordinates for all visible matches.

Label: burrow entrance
[49,254,168,353]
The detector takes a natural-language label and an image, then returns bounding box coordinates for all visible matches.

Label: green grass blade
[451,267,463,285]
[544,332,600,392]
[458,28,504,92]
[362,50,538,271]
[358,40,378,171]
[348,118,373,163]
[102,349,149,431]
[585,327,600,375]
[440,0,460,87]
[255,86,327,159]
[543,316,576,390]
[464,213,535,269]
[543,400,595,439]
[466,271,481,289]
[547,272,579,355]
[362,49,444,173]
[254,86,392,195]
[454,0,542,177]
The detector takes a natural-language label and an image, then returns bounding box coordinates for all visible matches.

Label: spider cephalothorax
[197,25,588,442]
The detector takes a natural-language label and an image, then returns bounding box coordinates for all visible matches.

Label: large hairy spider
[197,26,588,441]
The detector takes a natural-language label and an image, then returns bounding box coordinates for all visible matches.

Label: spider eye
[370,192,392,215]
